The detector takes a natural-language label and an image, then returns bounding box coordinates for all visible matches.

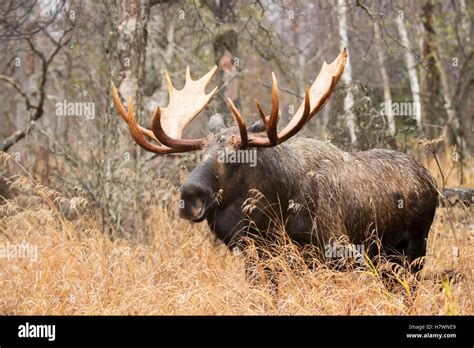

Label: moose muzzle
[179,182,216,222]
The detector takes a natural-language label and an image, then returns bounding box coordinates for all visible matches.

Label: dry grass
[0,151,472,315]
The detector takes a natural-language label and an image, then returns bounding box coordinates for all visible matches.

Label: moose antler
[111,66,218,154]
[112,50,346,154]
[227,48,347,148]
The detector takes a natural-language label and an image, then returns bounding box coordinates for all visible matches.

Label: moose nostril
[179,183,214,221]
[180,183,211,202]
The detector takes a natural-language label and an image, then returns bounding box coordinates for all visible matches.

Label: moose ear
[247,120,265,133]
[208,113,226,134]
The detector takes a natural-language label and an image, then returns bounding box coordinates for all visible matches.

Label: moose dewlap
[112,49,438,277]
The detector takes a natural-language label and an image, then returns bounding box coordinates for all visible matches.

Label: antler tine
[151,106,203,150]
[254,99,267,125]
[278,84,311,143]
[124,98,185,154]
[197,65,218,90]
[160,66,218,139]
[245,49,347,148]
[277,49,346,140]
[111,82,127,121]
[310,76,336,117]
[163,69,175,95]
[247,83,310,147]
[185,66,192,82]
[253,72,279,146]
[227,98,249,148]
[267,73,279,145]
[111,82,159,142]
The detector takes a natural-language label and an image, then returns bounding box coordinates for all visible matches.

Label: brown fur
[179,130,438,275]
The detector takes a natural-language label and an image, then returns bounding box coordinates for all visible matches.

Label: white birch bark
[396,13,422,129]
[337,0,356,143]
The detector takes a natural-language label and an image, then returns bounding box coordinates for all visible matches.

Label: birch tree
[337,0,356,144]
[396,11,422,130]
[373,3,395,137]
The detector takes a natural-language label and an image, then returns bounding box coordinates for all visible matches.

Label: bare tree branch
[1,27,72,152]
[0,74,38,110]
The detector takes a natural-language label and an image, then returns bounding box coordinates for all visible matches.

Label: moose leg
[406,237,427,274]
[244,252,279,294]
[245,265,278,294]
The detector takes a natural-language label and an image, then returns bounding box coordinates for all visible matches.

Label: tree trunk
[433,53,459,147]
[373,3,395,138]
[211,0,239,123]
[396,12,422,130]
[106,0,151,236]
[420,0,441,139]
[337,0,356,144]
[433,47,465,184]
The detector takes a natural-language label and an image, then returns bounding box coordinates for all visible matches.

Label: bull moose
[112,49,438,277]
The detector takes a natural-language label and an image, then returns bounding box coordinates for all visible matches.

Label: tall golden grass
[0,150,472,315]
